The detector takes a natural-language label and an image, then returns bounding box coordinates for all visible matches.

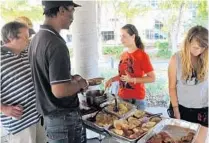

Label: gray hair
[1,21,28,44]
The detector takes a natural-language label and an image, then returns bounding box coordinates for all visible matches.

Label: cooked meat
[142,121,156,129]
[106,102,132,116]
[150,117,162,123]
[123,129,134,137]
[179,132,195,143]
[95,112,118,127]
[146,131,195,143]
[146,132,175,143]
[112,129,124,136]
[133,110,146,118]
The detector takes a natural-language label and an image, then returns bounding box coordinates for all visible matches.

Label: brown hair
[180,25,208,81]
[122,24,144,50]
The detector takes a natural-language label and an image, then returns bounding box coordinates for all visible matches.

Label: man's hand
[72,74,88,90]
[1,105,23,119]
[78,78,89,90]
[72,74,82,81]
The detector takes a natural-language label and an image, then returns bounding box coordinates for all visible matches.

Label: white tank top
[176,52,208,108]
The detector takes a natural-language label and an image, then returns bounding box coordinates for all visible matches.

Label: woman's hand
[173,106,181,119]
[105,78,113,89]
[120,71,133,83]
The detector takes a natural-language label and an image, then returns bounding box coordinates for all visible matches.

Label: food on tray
[95,112,118,127]
[112,129,124,136]
[178,132,195,143]
[146,131,195,143]
[106,102,132,116]
[123,129,134,136]
[146,131,176,143]
[110,115,160,139]
[133,110,146,118]
[142,121,156,129]
[107,108,163,140]
[87,77,104,85]
[150,116,162,123]
[127,117,141,126]
[114,120,124,130]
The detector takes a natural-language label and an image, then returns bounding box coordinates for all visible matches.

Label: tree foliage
[106,0,149,23]
[196,0,208,19]
[0,0,43,22]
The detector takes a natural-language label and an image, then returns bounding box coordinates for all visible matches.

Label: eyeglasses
[17,35,29,43]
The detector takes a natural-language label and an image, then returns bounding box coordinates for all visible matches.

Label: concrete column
[72,1,99,79]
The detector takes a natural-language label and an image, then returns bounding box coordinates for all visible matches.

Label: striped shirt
[0,46,40,134]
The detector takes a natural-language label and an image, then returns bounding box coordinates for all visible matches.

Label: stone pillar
[72,1,99,79]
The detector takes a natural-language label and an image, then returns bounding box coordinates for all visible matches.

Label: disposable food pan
[83,110,120,132]
[103,99,136,118]
[137,118,200,143]
[105,112,163,143]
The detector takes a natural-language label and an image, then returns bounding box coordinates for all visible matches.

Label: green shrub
[155,41,172,59]
[145,75,170,107]
[103,45,124,59]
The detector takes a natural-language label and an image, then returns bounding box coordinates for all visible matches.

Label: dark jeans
[44,110,86,143]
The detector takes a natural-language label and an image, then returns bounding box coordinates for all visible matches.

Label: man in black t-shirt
[29,1,88,143]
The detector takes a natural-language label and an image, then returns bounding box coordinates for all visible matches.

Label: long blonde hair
[180,25,208,81]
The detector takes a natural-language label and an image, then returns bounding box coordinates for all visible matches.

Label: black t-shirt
[29,25,79,116]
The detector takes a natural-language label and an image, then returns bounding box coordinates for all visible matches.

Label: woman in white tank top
[168,26,208,128]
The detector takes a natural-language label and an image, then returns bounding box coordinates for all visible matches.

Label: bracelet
[134,78,137,84]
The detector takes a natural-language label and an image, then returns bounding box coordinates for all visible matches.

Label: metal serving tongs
[111,94,119,112]
[102,86,109,96]
[88,104,108,122]
[146,112,163,120]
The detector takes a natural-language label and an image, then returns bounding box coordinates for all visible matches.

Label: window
[150,0,158,8]
[109,18,119,22]
[101,31,115,41]
[155,20,163,30]
[145,29,154,40]
[191,10,196,18]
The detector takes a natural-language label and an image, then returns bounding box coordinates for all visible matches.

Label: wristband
[134,78,137,84]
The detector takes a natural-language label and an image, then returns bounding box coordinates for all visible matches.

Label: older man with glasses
[0,21,41,143]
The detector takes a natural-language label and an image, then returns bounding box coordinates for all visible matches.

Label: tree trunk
[171,2,184,53]
[72,1,99,79]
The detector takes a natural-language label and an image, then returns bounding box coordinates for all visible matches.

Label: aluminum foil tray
[105,113,163,143]
[103,99,136,118]
[106,125,147,143]
[82,111,106,132]
[82,110,120,132]
[137,118,201,143]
